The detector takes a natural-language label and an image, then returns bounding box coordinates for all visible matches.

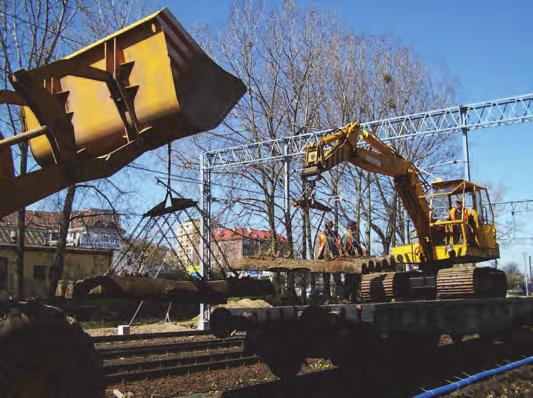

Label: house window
[33,265,46,280]
[0,257,7,289]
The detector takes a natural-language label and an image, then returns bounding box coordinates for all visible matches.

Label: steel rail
[92,329,210,343]
[104,354,259,384]
[97,336,245,359]
[104,349,250,373]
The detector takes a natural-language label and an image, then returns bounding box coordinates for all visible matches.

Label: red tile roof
[0,211,60,229]
[0,209,121,230]
[212,228,285,242]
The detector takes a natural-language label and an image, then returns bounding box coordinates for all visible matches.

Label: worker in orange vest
[316,220,341,259]
[341,219,365,257]
[448,199,477,245]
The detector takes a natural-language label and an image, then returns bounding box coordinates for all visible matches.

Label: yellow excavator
[0,9,245,397]
[302,122,507,302]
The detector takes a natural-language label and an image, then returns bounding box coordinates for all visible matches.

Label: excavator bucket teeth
[0,8,246,217]
[21,8,246,166]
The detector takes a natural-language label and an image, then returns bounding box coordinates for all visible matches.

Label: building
[174,221,286,275]
[211,228,286,259]
[0,209,124,250]
[0,232,113,299]
[0,209,120,299]
[67,209,123,249]
[175,219,201,271]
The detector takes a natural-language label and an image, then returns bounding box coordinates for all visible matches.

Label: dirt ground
[85,298,271,337]
[85,321,195,337]
[106,359,331,398]
[445,364,533,398]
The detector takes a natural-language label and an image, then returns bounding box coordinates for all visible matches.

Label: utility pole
[283,142,296,300]
[199,154,212,330]
[460,106,471,181]
[366,172,372,254]
[526,256,531,296]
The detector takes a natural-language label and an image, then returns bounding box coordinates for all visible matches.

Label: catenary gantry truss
[197,93,533,324]
[202,93,533,169]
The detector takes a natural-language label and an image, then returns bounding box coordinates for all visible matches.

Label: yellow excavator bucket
[22,8,245,166]
[0,9,245,216]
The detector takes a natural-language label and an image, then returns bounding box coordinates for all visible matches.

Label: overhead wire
[0,9,85,46]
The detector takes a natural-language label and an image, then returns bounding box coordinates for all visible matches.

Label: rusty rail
[104,351,259,384]
[97,336,245,359]
[92,329,210,343]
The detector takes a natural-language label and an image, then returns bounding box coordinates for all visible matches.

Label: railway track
[97,331,254,385]
[97,336,245,360]
[105,350,259,384]
[92,329,210,343]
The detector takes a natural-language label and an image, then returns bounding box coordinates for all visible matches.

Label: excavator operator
[448,199,478,245]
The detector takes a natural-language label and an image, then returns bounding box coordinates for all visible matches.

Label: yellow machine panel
[0,9,246,217]
[24,8,244,166]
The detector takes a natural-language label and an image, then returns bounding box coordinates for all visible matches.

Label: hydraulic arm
[302,121,505,301]
[302,122,433,263]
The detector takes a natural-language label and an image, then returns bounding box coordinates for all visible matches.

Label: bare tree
[0,0,77,298]
[138,0,457,302]
[46,0,157,295]
[77,0,154,40]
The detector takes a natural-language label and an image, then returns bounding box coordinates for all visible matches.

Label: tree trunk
[366,172,372,253]
[50,185,76,296]
[15,141,28,299]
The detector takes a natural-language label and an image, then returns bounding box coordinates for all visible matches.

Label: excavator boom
[303,122,433,262]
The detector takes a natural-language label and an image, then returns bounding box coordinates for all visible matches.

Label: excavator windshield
[428,179,496,251]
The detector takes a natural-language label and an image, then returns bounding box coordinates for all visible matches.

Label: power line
[0,9,85,46]
[127,163,298,201]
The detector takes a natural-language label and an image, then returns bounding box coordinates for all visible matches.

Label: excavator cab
[392,179,499,266]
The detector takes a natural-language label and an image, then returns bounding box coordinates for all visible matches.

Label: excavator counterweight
[0,8,246,217]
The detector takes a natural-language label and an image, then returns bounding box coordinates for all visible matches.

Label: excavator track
[361,272,412,302]
[361,273,385,302]
[361,266,506,303]
[436,266,507,299]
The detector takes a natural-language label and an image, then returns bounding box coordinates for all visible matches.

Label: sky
[150,1,533,269]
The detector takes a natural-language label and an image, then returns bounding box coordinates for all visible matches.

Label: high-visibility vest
[317,230,340,259]
[449,207,469,221]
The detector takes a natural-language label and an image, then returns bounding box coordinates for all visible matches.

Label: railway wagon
[210,297,533,378]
